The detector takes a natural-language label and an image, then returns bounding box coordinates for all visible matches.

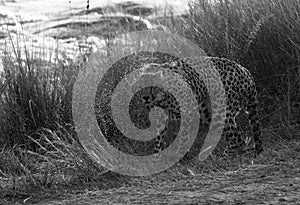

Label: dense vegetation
[0,0,299,200]
[178,0,300,134]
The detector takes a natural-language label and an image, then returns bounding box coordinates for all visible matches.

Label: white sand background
[0,0,190,19]
[0,0,191,71]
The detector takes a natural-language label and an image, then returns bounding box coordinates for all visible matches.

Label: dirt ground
[2,154,299,205]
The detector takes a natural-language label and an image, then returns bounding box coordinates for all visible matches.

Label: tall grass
[0,9,152,194]
[0,1,300,198]
[173,0,300,138]
[0,52,78,149]
[0,42,109,196]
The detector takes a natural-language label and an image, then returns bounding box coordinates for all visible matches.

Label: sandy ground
[2,155,300,204]
[0,0,190,19]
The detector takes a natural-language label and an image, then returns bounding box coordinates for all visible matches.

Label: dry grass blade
[0,74,14,94]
